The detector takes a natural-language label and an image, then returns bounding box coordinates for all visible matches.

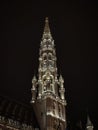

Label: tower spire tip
[42,16,51,38]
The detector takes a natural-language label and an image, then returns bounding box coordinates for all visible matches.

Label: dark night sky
[0,0,97,129]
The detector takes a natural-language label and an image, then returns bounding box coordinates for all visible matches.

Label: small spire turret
[31,75,37,103]
[59,75,65,100]
[59,75,64,87]
[86,115,94,130]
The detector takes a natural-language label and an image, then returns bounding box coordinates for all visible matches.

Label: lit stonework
[0,95,37,130]
[31,17,67,130]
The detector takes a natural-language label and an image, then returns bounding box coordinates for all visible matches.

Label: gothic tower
[31,18,67,130]
[86,115,94,130]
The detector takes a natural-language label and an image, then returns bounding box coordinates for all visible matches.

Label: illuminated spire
[31,17,67,102]
[42,17,52,39]
[31,18,67,130]
[44,17,50,33]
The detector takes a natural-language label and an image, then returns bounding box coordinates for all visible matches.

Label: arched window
[59,123,63,130]
[58,105,62,117]
[53,102,56,115]
[53,120,57,129]
[43,53,47,60]
[48,53,52,60]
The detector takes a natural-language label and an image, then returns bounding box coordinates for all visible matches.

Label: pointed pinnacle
[32,75,37,83]
[43,17,51,34]
[86,115,93,127]
[42,17,52,40]
[59,75,64,83]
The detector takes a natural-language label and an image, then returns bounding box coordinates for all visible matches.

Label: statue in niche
[45,72,52,91]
